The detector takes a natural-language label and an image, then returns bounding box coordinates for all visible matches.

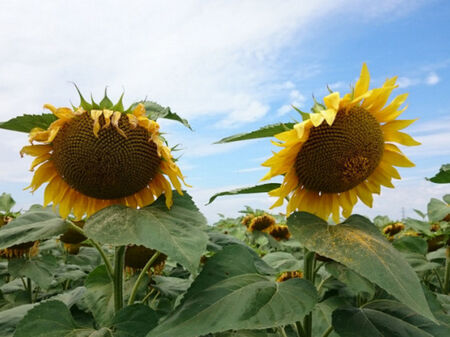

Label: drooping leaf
[146,245,318,337]
[215,123,295,144]
[404,218,433,236]
[262,252,302,272]
[8,255,58,289]
[83,265,115,327]
[0,207,67,249]
[427,198,450,223]
[287,212,435,321]
[151,276,192,298]
[0,193,15,213]
[427,164,450,184]
[13,300,112,337]
[207,232,250,252]
[325,262,375,298]
[0,114,57,133]
[207,183,280,205]
[85,193,208,275]
[392,236,428,255]
[332,300,450,337]
[112,304,158,337]
[130,101,191,130]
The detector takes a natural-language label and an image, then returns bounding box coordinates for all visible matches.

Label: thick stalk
[278,327,288,337]
[114,246,126,312]
[303,249,315,337]
[127,251,161,305]
[296,321,306,337]
[67,221,113,280]
[444,246,450,294]
[26,277,33,303]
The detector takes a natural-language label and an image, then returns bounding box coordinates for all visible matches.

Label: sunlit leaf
[215,123,295,143]
[207,183,280,205]
[287,212,435,321]
[0,114,57,133]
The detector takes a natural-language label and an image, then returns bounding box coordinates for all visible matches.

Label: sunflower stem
[127,251,161,306]
[141,287,156,304]
[67,221,114,281]
[303,249,315,337]
[26,277,33,303]
[321,326,334,337]
[444,246,450,294]
[114,246,125,313]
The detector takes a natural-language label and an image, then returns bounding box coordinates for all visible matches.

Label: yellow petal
[43,104,57,113]
[20,145,52,157]
[54,107,75,120]
[331,194,340,223]
[355,183,373,207]
[310,113,325,127]
[383,130,421,146]
[321,109,337,126]
[324,92,340,111]
[132,103,146,118]
[27,161,57,191]
[90,110,102,138]
[102,109,114,129]
[112,111,127,138]
[354,63,370,99]
[383,148,415,167]
[381,119,417,132]
[30,153,51,171]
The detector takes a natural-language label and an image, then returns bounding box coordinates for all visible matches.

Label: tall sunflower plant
[210,64,450,335]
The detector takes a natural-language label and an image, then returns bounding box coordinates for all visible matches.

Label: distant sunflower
[21,93,187,219]
[248,214,276,233]
[262,64,420,223]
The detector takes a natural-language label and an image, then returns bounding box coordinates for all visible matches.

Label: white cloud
[328,81,346,90]
[396,76,420,88]
[216,99,270,128]
[277,89,307,116]
[425,72,440,85]
[235,167,266,173]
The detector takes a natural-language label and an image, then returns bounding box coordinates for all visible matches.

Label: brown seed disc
[295,106,384,193]
[52,113,161,199]
[124,245,167,270]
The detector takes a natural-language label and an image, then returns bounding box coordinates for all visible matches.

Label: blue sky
[0,0,448,223]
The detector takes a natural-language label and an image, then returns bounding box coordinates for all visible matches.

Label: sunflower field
[0,64,449,337]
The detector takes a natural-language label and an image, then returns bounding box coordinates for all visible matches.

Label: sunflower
[276,270,303,283]
[124,245,167,275]
[262,63,420,223]
[269,225,291,241]
[59,220,87,254]
[248,214,276,233]
[20,93,187,219]
[0,217,39,259]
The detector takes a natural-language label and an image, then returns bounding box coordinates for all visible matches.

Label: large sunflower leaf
[215,123,295,144]
[8,255,58,289]
[130,101,191,130]
[85,192,208,275]
[287,212,435,322]
[0,287,85,337]
[427,198,450,222]
[13,300,112,337]
[0,193,15,213]
[112,304,158,337]
[207,183,280,205]
[0,207,67,249]
[261,252,303,272]
[0,114,57,133]
[332,300,450,337]
[427,164,450,184]
[146,244,318,337]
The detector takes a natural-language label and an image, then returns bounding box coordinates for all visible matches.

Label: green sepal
[113,93,125,112]
[99,88,114,109]
[292,105,310,121]
[72,83,92,111]
[310,95,326,114]
[327,84,333,93]
[90,94,100,109]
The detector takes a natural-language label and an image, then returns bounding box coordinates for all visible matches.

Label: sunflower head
[382,222,405,237]
[241,214,255,227]
[124,245,167,275]
[262,63,420,223]
[248,214,276,233]
[276,270,303,282]
[21,90,188,219]
[269,225,291,241]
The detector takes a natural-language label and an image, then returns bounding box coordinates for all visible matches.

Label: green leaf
[392,236,428,255]
[325,262,375,298]
[8,255,58,289]
[214,330,272,337]
[146,245,318,337]
[0,207,67,249]
[404,218,433,236]
[112,304,158,337]
[131,101,191,130]
[85,193,208,275]
[207,183,280,205]
[262,252,302,272]
[443,194,450,204]
[287,212,435,321]
[14,300,112,337]
[152,276,192,298]
[0,193,15,213]
[84,265,115,327]
[332,300,450,337]
[427,164,450,184]
[428,198,450,222]
[0,287,85,337]
[215,123,295,144]
[0,114,57,133]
